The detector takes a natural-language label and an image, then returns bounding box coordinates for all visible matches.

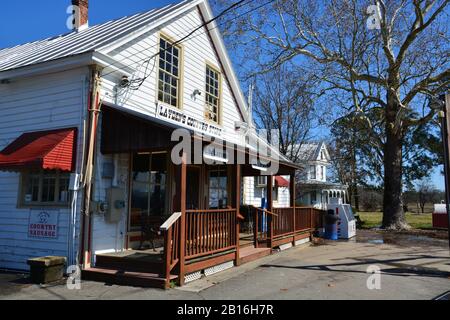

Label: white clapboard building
[296,142,348,209]
[0,0,319,288]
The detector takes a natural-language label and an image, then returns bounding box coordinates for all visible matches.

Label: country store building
[0,0,324,288]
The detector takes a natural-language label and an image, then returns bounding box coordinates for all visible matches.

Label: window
[209,167,228,209]
[272,186,279,202]
[21,171,70,206]
[130,153,168,231]
[320,166,325,181]
[256,176,268,187]
[205,65,221,123]
[320,150,325,160]
[310,165,316,180]
[158,36,181,108]
[311,192,317,204]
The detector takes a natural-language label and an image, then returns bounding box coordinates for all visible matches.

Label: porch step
[239,246,272,265]
[82,267,177,289]
[95,252,164,274]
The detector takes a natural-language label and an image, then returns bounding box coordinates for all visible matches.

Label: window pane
[25,175,40,203]
[42,176,56,202]
[209,168,228,209]
[158,37,180,108]
[59,175,70,203]
[131,154,150,231]
[205,66,220,123]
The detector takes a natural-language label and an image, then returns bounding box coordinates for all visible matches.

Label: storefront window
[130,153,167,231]
[209,167,228,209]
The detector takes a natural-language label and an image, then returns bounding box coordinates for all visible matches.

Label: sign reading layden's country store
[158,104,223,137]
[28,210,59,239]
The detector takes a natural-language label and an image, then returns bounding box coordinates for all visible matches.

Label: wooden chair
[139,214,164,251]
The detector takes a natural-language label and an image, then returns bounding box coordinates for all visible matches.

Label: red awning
[0,128,77,172]
[275,176,289,188]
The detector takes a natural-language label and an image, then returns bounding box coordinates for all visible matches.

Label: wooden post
[254,207,259,248]
[164,226,172,287]
[290,172,296,245]
[235,164,241,266]
[441,93,450,249]
[267,175,273,249]
[178,152,187,286]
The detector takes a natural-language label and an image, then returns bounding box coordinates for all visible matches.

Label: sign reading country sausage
[28,210,59,239]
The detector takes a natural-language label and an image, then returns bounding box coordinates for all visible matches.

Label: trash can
[324,210,340,240]
[27,256,66,284]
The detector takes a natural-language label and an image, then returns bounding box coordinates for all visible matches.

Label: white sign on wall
[28,210,59,239]
[157,104,223,138]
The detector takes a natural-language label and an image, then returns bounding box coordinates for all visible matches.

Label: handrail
[160,212,182,231]
[250,205,278,217]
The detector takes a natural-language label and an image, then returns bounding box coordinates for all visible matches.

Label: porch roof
[101,104,301,173]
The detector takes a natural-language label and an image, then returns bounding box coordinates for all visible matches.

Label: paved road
[1,231,449,300]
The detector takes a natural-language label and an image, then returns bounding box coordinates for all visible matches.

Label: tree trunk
[382,113,408,230]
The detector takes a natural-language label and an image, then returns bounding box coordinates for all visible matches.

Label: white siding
[90,8,248,255]
[91,150,129,258]
[243,177,291,208]
[243,177,264,207]
[274,187,290,208]
[100,7,244,145]
[0,68,88,270]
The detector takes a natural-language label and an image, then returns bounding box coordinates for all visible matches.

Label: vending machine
[327,199,357,239]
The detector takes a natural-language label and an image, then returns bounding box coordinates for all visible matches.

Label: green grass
[357,212,433,229]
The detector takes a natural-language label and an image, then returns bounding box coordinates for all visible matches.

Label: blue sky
[0,0,176,49]
[0,0,446,190]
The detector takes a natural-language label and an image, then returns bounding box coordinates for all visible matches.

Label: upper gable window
[205,65,221,123]
[158,36,181,108]
[320,150,325,160]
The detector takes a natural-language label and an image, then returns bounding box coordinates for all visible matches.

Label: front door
[128,152,168,249]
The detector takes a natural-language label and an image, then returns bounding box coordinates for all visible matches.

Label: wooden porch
[82,107,325,288]
[83,206,324,289]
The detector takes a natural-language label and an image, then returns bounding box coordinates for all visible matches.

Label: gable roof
[0,0,199,72]
[295,142,329,162]
[0,0,250,124]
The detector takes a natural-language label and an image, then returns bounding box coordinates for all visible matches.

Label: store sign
[157,105,223,138]
[28,210,59,239]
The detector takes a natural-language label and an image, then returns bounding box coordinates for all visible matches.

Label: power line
[126,0,250,90]
[101,0,252,82]
[101,0,275,84]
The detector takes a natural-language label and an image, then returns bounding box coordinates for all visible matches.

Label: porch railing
[160,212,182,285]
[161,209,239,286]
[251,206,325,248]
[185,209,238,260]
[161,207,323,285]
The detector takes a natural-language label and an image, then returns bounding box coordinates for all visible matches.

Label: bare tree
[416,178,440,213]
[252,65,317,162]
[213,0,449,229]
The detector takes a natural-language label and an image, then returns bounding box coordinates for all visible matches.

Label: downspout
[79,65,103,269]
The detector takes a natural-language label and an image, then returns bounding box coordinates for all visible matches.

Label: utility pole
[438,93,450,249]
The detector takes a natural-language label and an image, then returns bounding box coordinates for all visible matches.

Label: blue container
[259,198,268,233]
[324,223,338,240]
